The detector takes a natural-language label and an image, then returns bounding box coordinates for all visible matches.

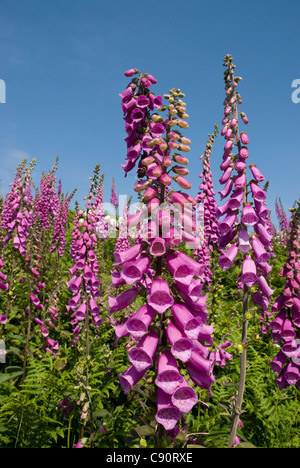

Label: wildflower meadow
[0,55,299,450]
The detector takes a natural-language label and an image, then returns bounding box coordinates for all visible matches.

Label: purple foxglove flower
[185,361,215,390]
[166,321,194,363]
[171,378,198,413]
[238,227,251,254]
[155,388,182,431]
[240,256,258,288]
[119,365,147,395]
[30,294,41,307]
[109,288,139,314]
[76,302,87,321]
[128,329,158,372]
[0,314,7,324]
[254,223,273,246]
[234,172,246,189]
[258,275,275,299]
[269,311,286,333]
[166,251,202,285]
[147,278,174,314]
[142,220,158,240]
[67,275,83,293]
[218,228,237,249]
[189,350,212,374]
[282,339,298,358]
[171,303,203,340]
[254,200,270,218]
[41,326,49,337]
[252,236,270,263]
[250,165,265,182]
[250,182,266,202]
[284,362,300,386]
[218,244,238,271]
[281,317,296,342]
[219,178,234,200]
[113,243,142,266]
[219,167,233,185]
[219,211,237,236]
[197,323,214,346]
[227,189,244,210]
[121,256,151,285]
[34,317,44,326]
[46,337,59,351]
[126,304,156,339]
[124,69,137,77]
[240,132,249,145]
[164,227,182,247]
[155,349,184,395]
[270,351,287,374]
[112,322,130,342]
[150,237,166,257]
[89,297,100,315]
[242,204,259,226]
[235,160,246,172]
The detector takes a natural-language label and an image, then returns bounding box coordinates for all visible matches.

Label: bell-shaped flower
[166,321,194,363]
[150,237,166,257]
[121,256,151,285]
[119,365,147,395]
[109,288,139,314]
[113,243,142,266]
[252,236,270,263]
[218,244,238,271]
[147,278,174,314]
[171,378,198,413]
[171,303,203,340]
[242,204,259,226]
[155,349,184,395]
[258,275,275,299]
[155,388,182,431]
[128,329,158,372]
[240,256,258,288]
[126,304,156,340]
[185,361,215,390]
[270,351,287,374]
[284,362,300,386]
[238,227,251,254]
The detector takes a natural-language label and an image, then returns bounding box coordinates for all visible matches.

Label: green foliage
[0,208,299,449]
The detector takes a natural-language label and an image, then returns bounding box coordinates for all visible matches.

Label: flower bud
[173,175,192,190]
[173,166,189,176]
[173,154,189,165]
[160,173,172,186]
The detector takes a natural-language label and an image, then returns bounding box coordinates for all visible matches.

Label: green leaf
[0,371,23,385]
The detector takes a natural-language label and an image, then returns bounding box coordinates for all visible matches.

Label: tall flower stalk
[217,55,273,447]
[270,200,300,388]
[111,70,215,442]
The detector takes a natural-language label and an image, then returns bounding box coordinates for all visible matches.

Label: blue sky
[0,0,299,223]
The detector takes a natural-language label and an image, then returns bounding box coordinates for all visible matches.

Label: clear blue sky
[0,0,299,223]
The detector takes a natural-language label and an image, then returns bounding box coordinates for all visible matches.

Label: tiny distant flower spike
[275,198,291,246]
[67,165,103,346]
[114,72,214,434]
[269,200,300,389]
[194,125,220,287]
